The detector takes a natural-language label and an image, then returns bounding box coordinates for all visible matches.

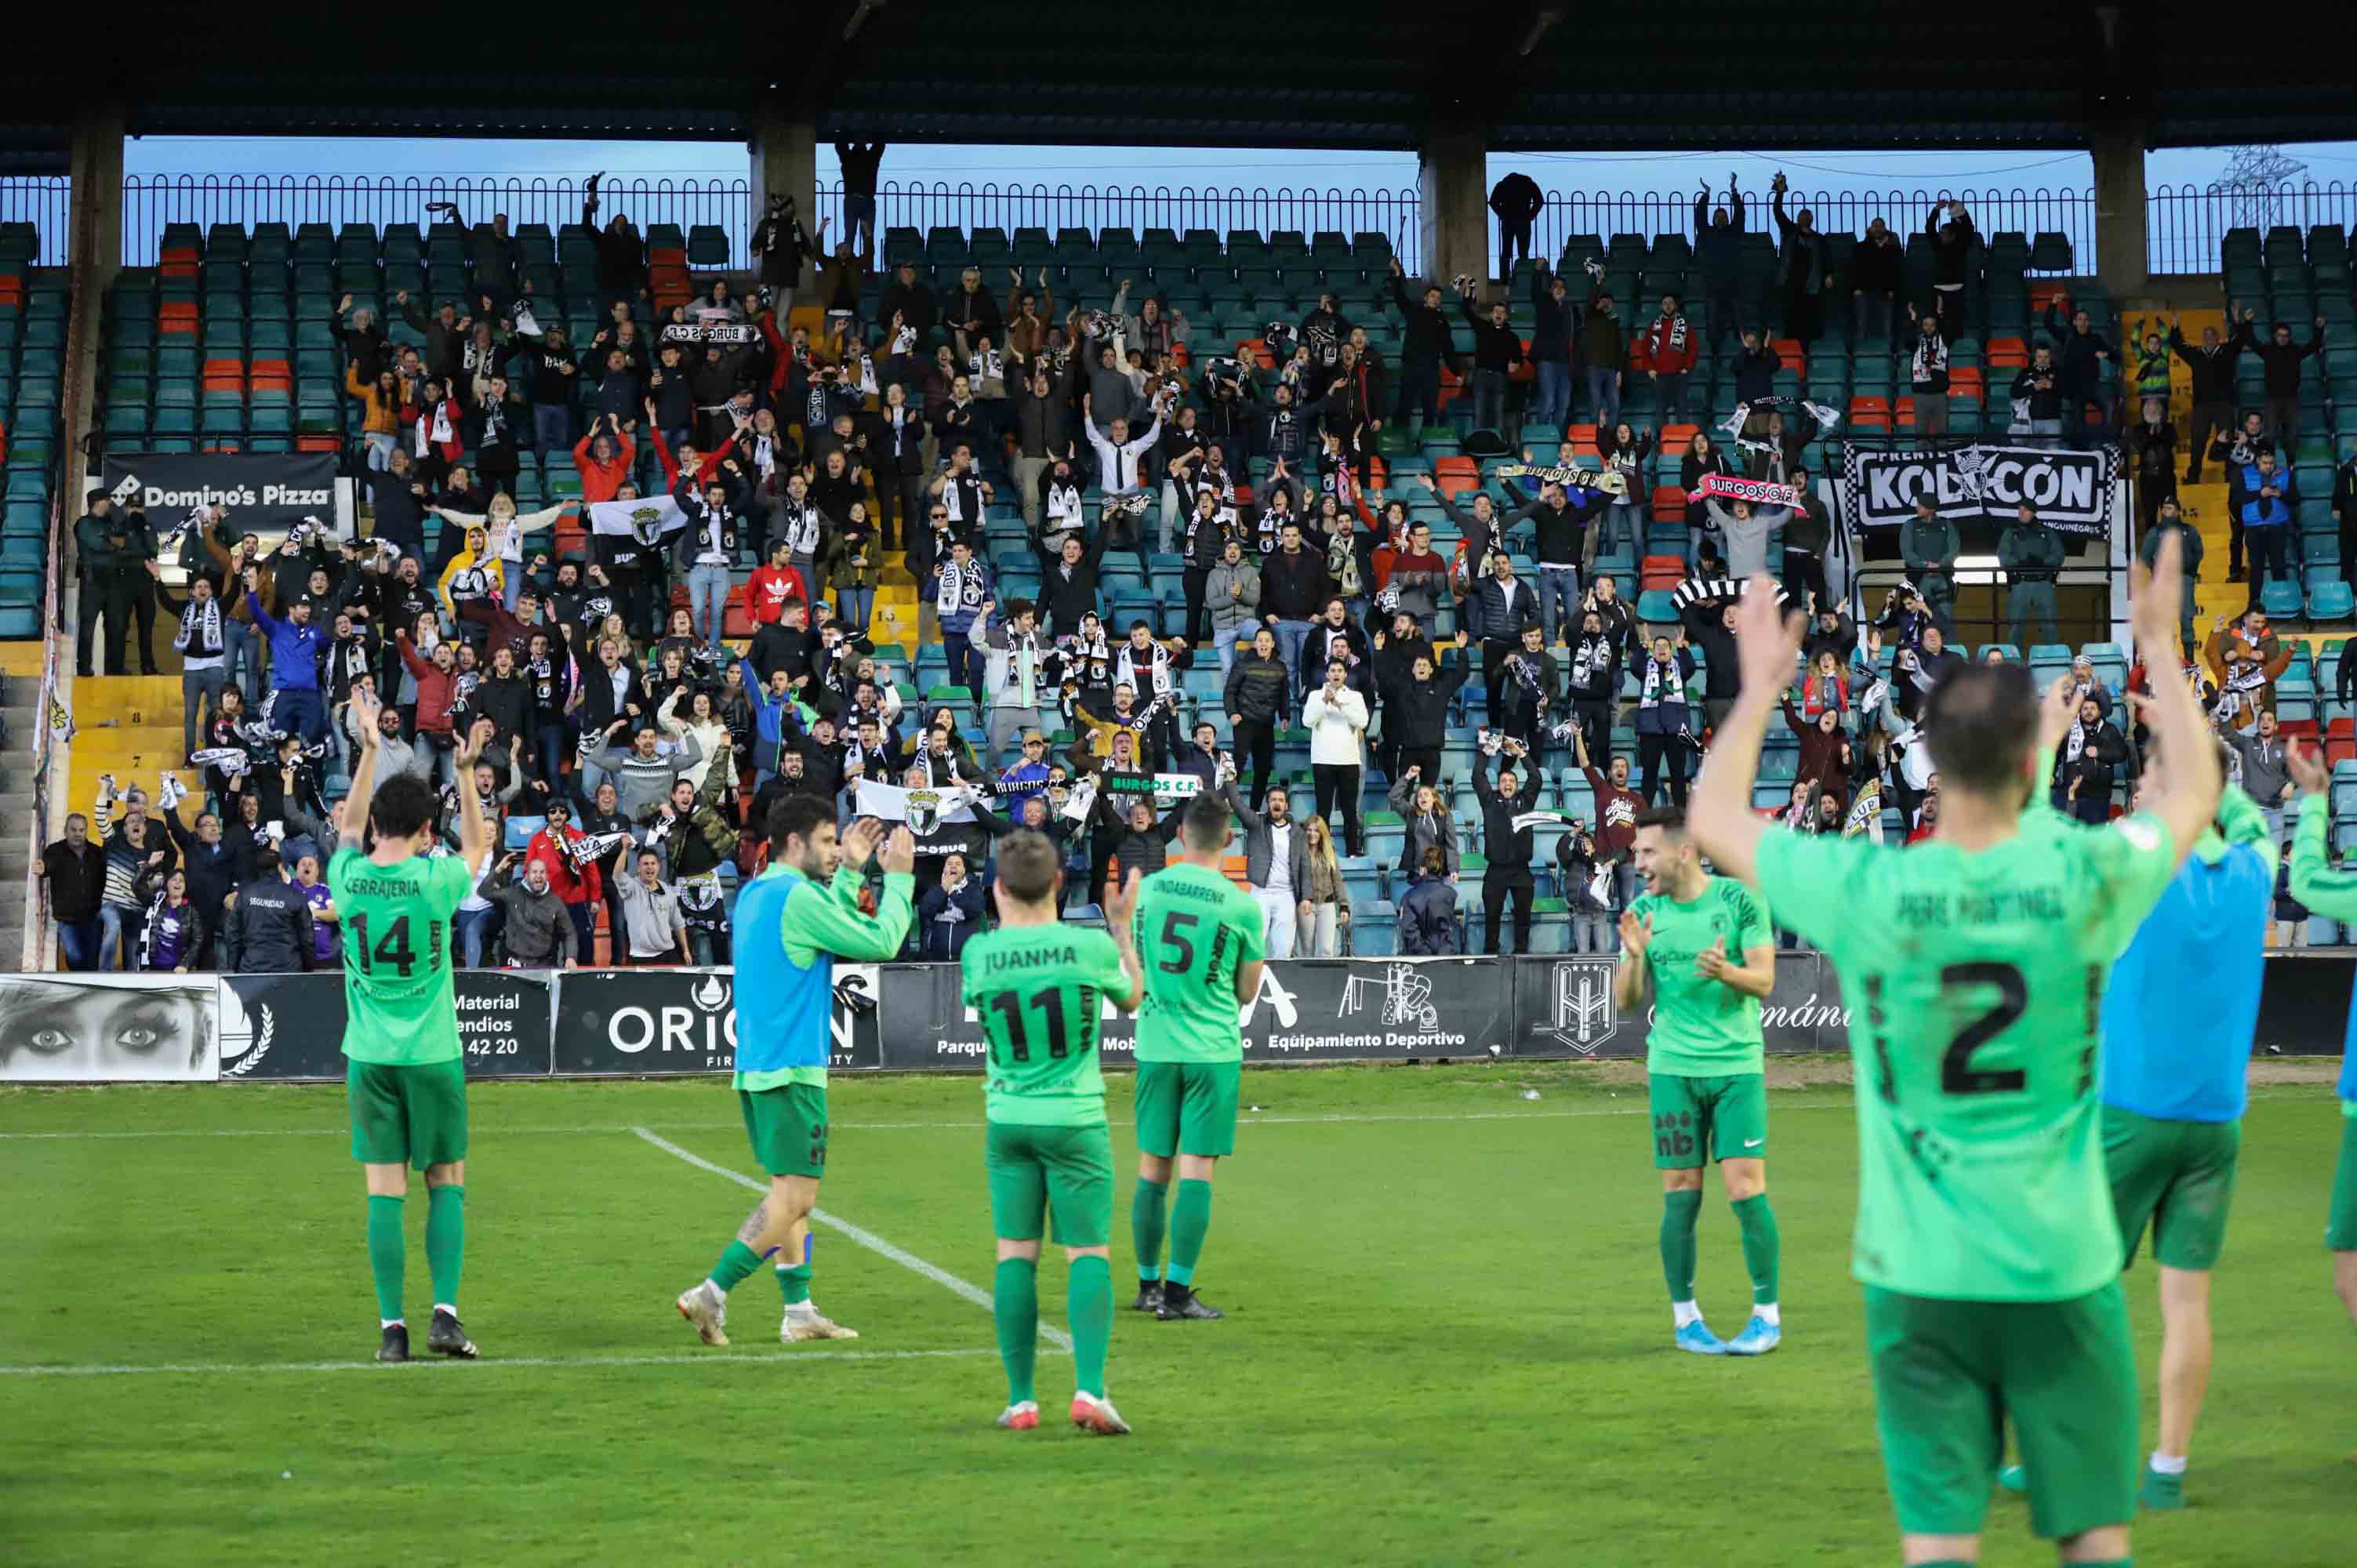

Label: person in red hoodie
[395,622,461,783]
[525,797,605,960]
[1636,292,1699,423]
[572,412,637,503]
[744,537,811,627]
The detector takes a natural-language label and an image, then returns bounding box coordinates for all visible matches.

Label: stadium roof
[5,1,2350,170]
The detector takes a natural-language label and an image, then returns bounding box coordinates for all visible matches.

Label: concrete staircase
[60,674,202,831]
[0,681,38,967]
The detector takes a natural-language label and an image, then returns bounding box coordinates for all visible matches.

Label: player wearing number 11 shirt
[330,696,497,1365]
[1685,546,2218,1568]
[960,831,1146,1435]
[1128,794,1267,1323]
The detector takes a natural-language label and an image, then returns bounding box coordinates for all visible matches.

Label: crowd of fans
[46,169,2357,971]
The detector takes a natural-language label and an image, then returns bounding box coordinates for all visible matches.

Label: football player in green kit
[1616,805,1781,1356]
[1683,540,2217,1568]
[960,833,1146,1435]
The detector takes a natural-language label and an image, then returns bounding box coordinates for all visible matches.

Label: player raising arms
[1685,543,2217,1568]
[961,833,1146,1435]
[1130,793,1266,1322]
[1997,732,2275,1511]
[2281,742,2357,1362]
[1616,806,1781,1356]
[332,691,497,1363]
[675,796,915,1348]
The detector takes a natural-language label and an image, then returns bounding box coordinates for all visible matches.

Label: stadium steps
[0,693,34,959]
[65,676,202,830]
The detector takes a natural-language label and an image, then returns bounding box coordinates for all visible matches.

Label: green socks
[1130,1177,1168,1283]
[1168,1178,1213,1287]
[1068,1255,1113,1399]
[425,1185,464,1310]
[366,1195,405,1322]
[1660,1189,1702,1301]
[707,1240,764,1295]
[775,1262,812,1306]
[1731,1193,1780,1307]
[994,1258,1039,1405]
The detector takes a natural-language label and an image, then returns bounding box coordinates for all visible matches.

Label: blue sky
[118,136,2357,197]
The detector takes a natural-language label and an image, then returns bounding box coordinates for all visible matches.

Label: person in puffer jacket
[1396,848,1462,955]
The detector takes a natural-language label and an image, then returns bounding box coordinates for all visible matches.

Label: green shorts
[346,1057,468,1170]
[1133,1059,1240,1160]
[986,1120,1115,1247]
[2103,1104,2240,1271]
[2328,1110,2357,1252]
[1864,1280,2137,1541]
[739,1083,830,1179]
[1647,1072,1767,1168]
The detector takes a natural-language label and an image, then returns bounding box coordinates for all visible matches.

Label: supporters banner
[102,452,340,537]
[1839,443,2119,536]
[550,966,883,1075]
[659,322,760,346]
[882,957,1512,1069]
[216,971,555,1080]
[1696,473,1810,514]
[586,495,686,539]
[0,974,216,1082]
[1508,952,1849,1060]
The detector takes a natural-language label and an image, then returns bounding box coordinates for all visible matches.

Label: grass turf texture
[2,1062,2349,1566]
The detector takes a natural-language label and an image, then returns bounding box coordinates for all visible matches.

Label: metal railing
[2147,180,2357,275]
[6,169,2355,284]
[1532,185,2101,276]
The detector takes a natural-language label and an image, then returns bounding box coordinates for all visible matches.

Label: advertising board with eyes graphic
[0,977,216,1082]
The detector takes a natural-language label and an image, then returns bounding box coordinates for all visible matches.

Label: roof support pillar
[2091,121,2148,298]
[1417,122,1490,287]
[750,112,816,243]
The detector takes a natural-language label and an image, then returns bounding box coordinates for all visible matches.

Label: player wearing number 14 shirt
[960,831,1146,1435]
[1687,548,2216,1568]
[330,696,498,1365]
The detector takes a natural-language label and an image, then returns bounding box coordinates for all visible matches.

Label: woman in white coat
[1302,654,1371,858]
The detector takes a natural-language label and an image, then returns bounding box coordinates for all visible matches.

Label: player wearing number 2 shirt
[1684,546,2216,1567]
[1128,794,1267,1323]
[961,830,1145,1435]
[330,698,497,1365]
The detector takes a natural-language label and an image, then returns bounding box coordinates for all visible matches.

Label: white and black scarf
[1640,655,1687,710]
[935,558,987,619]
[695,501,732,564]
[2210,662,2266,725]
[1505,652,1549,709]
[173,597,223,655]
[1003,627,1044,709]
[1910,330,1948,387]
[1570,633,1614,691]
[778,499,822,557]
[1044,477,1084,535]
[1115,641,1175,699]
[417,399,456,454]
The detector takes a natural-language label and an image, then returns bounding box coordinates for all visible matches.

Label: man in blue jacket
[2232,450,2297,594]
[245,568,329,744]
[2002,767,2273,1512]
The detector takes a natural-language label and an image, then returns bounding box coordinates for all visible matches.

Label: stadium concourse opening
[7,5,2357,1561]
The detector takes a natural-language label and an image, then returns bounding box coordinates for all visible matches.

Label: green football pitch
[3,1063,2350,1566]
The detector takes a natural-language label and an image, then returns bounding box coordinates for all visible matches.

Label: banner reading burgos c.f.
[1508,950,1851,1060]
[216,971,554,1080]
[550,967,883,1075]
[1840,443,2119,537]
[102,452,340,537]
[884,957,1513,1069]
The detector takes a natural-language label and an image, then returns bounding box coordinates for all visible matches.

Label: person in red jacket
[1636,292,1699,423]
[572,413,637,504]
[525,798,605,960]
[412,378,467,487]
[397,625,460,744]
[743,538,811,626]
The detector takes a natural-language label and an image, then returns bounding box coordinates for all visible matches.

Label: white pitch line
[0,1101,1865,1142]
[0,1347,1007,1379]
[630,1127,1073,1353]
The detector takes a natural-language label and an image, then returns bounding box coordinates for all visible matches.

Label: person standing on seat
[1488,172,1545,280]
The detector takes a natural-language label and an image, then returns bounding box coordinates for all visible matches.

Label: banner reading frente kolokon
[1840,443,2118,537]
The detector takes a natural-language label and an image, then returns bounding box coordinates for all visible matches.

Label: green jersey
[328,847,475,1066]
[1754,808,2177,1302]
[961,924,1131,1127]
[1632,875,1774,1076]
[1132,861,1264,1064]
